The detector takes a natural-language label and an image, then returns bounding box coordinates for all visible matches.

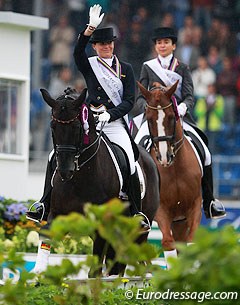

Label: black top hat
[89,27,117,43]
[152,27,177,43]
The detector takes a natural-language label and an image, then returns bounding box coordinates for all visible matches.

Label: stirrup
[207,200,226,219]
[26,201,45,223]
[119,191,129,201]
[134,212,151,233]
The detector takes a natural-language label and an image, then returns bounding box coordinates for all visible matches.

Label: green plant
[153,226,240,304]
[0,196,93,255]
[1,199,240,305]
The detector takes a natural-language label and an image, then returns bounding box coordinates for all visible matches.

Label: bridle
[146,87,185,160]
[51,112,104,171]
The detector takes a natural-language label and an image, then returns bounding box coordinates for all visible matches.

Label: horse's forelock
[55,87,80,101]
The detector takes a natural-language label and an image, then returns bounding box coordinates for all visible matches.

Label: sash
[144,58,182,99]
[89,55,123,107]
[89,55,129,125]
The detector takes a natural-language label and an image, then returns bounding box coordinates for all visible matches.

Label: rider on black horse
[26,5,151,232]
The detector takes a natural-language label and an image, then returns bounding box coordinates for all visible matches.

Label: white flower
[26,231,39,248]
[4,239,14,250]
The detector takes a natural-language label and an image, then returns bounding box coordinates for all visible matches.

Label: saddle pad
[136,161,146,200]
[101,137,124,192]
[185,135,203,177]
[101,137,146,200]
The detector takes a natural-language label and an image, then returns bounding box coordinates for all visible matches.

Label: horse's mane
[56,87,80,101]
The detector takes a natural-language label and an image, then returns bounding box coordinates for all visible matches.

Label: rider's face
[93,41,114,59]
[155,38,176,57]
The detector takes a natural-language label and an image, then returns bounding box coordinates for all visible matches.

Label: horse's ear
[75,88,88,107]
[40,88,56,108]
[165,80,179,99]
[137,81,151,100]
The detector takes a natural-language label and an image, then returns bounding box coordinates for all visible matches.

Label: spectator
[192,25,207,56]
[213,0,236,30]
[74,77,86,93]
[43,66,74,151]
[217,56,238,127]
[207,45,223,75]
[178,15,195,45]
[217,22,237,58]
[48,14,76,74]
[194,83,224,153]
[206,19,237,58]
[48,66,73,98]
[132,6,153,37]
[192,0,214,31]
[163,0,190,30]
[192,56,216,99]
[174,32,200,71]
[160,12,176,30]
[67,0,88,35]
[122,17,149,78]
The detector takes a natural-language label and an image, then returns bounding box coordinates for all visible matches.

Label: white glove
[98,111,110,123]
[89,4,104,28]
[178,103,187,117]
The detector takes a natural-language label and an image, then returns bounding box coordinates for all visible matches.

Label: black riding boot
[202,165,226,219]
[26,157,55,222]
[127,171,150,232]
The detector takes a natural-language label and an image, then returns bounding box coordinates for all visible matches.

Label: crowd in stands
[1,0,240,156]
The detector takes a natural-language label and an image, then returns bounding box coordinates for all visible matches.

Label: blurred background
[0,0,240,200]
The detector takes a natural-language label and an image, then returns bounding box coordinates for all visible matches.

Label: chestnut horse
[138,81,202,263]
[35,87,159,276]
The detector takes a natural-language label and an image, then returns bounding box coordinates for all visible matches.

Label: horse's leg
[89,234,106,278]
[186,198,202,243]
[154,207,178,269]
[154,206,175,250]
[31,223,51,274]
[106,245,126,277]
[171,219,189,242]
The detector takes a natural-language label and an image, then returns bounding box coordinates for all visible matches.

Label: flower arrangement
[0,196,92,254]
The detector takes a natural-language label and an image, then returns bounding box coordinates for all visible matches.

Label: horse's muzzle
[58,169,74,182]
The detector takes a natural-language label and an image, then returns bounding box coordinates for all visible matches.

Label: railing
[213,155,240,199]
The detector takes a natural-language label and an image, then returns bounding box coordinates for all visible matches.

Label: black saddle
[184,130,205,168]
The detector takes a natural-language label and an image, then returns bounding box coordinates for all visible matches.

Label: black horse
[37,87,160,276]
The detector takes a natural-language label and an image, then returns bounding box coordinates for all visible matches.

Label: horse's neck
[175,120,184,141]
[173,119,186,158]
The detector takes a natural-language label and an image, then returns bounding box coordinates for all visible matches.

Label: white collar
[100,56,114,67]
[158,54,173,69]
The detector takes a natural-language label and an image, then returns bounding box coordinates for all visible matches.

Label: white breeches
[97,119,136,174]
[135,120,211,166]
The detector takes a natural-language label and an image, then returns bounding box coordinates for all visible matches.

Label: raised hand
[89,4,104,28]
